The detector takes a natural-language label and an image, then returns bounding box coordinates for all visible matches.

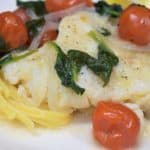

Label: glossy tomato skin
[0,11,28,49]
[92,101,140,150]
[14,8,30,23]
[45,0,93,12]
[118,5,150,46]
[40,30,58,46]
[85,0,93,7]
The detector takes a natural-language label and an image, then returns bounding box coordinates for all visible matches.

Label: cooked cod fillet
[2,11,150,114]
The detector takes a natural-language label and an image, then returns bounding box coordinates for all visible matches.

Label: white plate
[0,1,149,150]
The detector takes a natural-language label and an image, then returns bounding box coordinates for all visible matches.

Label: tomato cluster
[0,0,93,50]
[0,1,146,150]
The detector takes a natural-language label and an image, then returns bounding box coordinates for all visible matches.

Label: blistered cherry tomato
[45,0,93,12]
[92,101,140,150]
[14,8,30,23]
[40,30,58,46]
[118,5,150,46]
[0,11,28,49]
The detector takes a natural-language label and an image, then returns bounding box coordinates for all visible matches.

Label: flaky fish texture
[2,11,150,115]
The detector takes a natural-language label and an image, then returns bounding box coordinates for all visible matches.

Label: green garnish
[0,36,7,51]
[16,0,46,16]
[26,18,45,39]
[94,1,123,18]
[89,30,119,85]
[0,50,36,68]
[100,28,111,36]
[52,30,119,94]
[53,43,85,95]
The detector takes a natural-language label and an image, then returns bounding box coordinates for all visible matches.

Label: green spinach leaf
[94,1,123,18]
[0,50,36,68]
[0,36,7,51]
[89,30,119,85]
[97,46,118,85]
[52,28,119,94]
[26,18,45,39]
[54,43,85,95]
[100,28,111,36]
[16,0,46,16]
[68,46,118,86]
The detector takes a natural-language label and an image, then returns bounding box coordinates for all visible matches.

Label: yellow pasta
[10,101,71,128]
[0,95,16,120]
[0,75,71,129]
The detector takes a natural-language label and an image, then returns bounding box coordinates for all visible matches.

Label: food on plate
[0,0,150,150]
[106,0,150,8]
[45,0,93,12]
[93,101,140,150]
[0,11,28,49]
[40,29,58,46]
[14,7,31,23]
[0,73,70,128]
[118,4,150,46]
[94,0,123,17]
[106,0,132,7]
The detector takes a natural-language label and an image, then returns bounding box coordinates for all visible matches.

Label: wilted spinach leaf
[97,46,118,85]
[53,29,119,94]
[54,43,85,95]
[100,28,111,36]
[0,50,36,68]
[0,36,7,51]
[26,17,45,39]
[94,1,123,18]
[89,30,119,85]
[68,45,118,86]
[16,0,46,16]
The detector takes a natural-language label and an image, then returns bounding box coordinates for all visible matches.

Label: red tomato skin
[14,8,30,23]
[0,11,28,49]
[85,0,93,7]
[92,101,140,150]
[40,30,58,46]
[45,0,93,12]
[118,5,150,46]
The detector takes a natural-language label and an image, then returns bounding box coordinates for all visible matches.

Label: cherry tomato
[40,30,58,46]
[92,101,140,150]
[118,5,150,46]
[0,11,28,49]
[85,0,93,7]
[14,8,30,23]
[45,0,93,12]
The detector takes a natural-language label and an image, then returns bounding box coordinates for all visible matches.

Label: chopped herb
[53,43,85,95]
[0,50,36,68]
[100,28,111,36]
[16,0,46,16]
[94,1,123,18]
[0,36,7,51]
[26,18,45,39]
